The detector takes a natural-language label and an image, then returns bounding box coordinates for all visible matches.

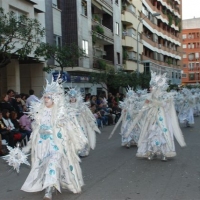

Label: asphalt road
[0,117,200,200]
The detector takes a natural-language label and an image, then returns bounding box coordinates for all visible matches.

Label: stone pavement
[0,118,200,200]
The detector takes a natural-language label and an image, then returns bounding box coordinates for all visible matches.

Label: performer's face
[70,97,76,103]
[44,95,54,108]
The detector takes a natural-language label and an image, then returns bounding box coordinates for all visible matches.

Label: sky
[182,0,200,19]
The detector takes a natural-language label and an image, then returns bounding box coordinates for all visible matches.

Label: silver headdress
[150,70,168,91]
[67,88,78,98]
[126,86,135,97]
[43,77,64,103]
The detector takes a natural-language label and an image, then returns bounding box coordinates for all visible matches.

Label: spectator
[107,93,113,108]
[7,89,15,105]
[0,93,15,112]
[13,94,24,118]
[2,109,22,144]
[19,106,32,139]
[0,110,15,147]
[26,89,39,108]
[10,111,28,140]
[90,95,97,106]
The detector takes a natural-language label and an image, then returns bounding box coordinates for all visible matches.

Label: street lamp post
[136,13,161,78]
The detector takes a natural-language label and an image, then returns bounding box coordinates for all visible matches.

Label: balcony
[93,57,114,70]
[92,20,114,44]
[94,0,113,11]
[123,60,144,72]
[122,33,143,54]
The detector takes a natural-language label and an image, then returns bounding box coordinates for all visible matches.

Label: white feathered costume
[65,88,100,156]
[125,71,186,159]
[21,79,88,193]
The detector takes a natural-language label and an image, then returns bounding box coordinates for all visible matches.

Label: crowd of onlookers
[0,89,38,155]
[86,92,123,128]
[0,89,123,155]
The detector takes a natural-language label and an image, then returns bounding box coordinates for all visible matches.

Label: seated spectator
[111,104,121,123]
[7,89,15,107]
[90,103,103,128]
[19,106,32,139]
[2,109,23,145]
[90,95,97,106]
[0,93,15,112]
[10,111,30,140]
[13,94,24,118]
[0,110,15,148]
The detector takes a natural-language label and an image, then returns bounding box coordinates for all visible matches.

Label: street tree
[90,67,151,91]
[0,8,45,68]
[34,43,85,74]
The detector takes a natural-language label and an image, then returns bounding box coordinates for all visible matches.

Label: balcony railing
[93,57,113,69]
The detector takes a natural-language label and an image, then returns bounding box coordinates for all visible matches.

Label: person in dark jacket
[0,110,15,148]
[0,93,15,112]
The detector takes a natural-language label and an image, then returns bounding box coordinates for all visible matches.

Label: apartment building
[182,18,200,85]
[57,0,122,95]
[141,0,182,85]
[0,0,46,96]
[121,0,144,72]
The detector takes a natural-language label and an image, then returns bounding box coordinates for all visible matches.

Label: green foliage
[42,66,53,73]
[92,33,97,44]
[89,70,151,91]
[175,17,180,26]
[95,25,104,35]
[167,13,173,26]
[123,49,129,60]
[94,15,101,23]
[0,8,45,68]
[97,60,107,70]
[178,23,182,33]
[35,43,85,73]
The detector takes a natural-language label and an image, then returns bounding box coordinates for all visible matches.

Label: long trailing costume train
[4,78,89,200]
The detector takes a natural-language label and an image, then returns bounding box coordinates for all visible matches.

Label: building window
[183,64,186,68]
[117,52,120,64]
[182,73,187,78]
[54,35,62,47]
[183,54,187,58]
[189,73,195,80]
[183,44,187,49]
[116,22,119,35]
[115,0,118,4]
[82,40,88,55]
[81,0,87,16]
[182,34,187,39]
[9,7,26,21]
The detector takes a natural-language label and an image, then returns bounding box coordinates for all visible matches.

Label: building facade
[182,18,200,85]
[141,0,182,85]
[0,0,46,96]
[121,0,144,72]
[52,0,123,95]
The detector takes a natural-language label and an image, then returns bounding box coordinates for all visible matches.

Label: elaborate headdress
[43,77,64,104]
[126,86,135,97]
[67,88,78,98]
[150,70,168,91]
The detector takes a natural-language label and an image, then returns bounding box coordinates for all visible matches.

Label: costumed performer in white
[111,71,186,161]
[177,88,195,127]
[66,88,100,157]
[14,78,88,200]
[109,87,146,148]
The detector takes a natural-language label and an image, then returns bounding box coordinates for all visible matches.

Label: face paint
[44,95,54,108]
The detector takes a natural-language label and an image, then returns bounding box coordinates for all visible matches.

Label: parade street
[0,117,200,200]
